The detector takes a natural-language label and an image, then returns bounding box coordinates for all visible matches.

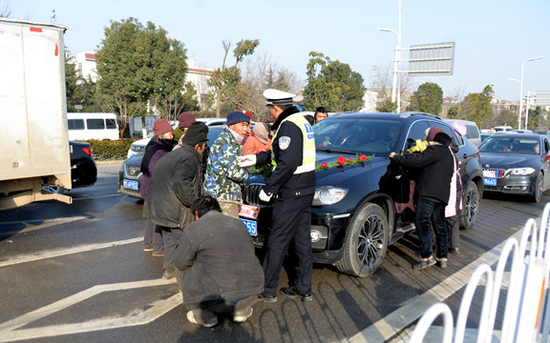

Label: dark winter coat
[391,144,454,204]
[174,210,264,306]
[140,137,174,197]
[144,143,202,228]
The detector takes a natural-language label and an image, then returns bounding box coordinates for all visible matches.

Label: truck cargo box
[0,18,72,209]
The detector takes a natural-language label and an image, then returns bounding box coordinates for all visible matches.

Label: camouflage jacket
[203,127,249,201]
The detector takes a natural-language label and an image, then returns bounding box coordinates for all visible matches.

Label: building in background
[186,57,215,110]
[73,53,215,111]
[72,53,216,137]
[74,51,98,82]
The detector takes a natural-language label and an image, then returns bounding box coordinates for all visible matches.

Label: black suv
[242,112,483,277]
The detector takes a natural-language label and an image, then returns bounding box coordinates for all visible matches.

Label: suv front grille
[243,184,265,206]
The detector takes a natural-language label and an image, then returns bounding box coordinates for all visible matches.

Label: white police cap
[263,89,296,106]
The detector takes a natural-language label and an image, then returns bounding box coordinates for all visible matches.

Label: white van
[493,125,513,133]
[444,119,482,146]
[67,113,119,140]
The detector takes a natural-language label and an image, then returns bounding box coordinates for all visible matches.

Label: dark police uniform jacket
[256,106,316,198]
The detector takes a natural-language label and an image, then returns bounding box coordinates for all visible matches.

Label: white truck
[0,18,72,209]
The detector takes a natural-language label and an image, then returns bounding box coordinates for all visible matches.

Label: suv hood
[314,152,389,186]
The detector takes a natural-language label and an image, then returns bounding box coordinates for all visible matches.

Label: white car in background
[126,117,227,158]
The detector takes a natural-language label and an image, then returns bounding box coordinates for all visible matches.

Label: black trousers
[262,193,314,297]
[158,225,183,270]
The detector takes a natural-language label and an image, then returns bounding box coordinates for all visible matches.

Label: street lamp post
[525,91,532,129]
[517,56,543,130]
[379,0,402,113]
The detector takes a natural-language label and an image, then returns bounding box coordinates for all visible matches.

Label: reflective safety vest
[272,113,316,174]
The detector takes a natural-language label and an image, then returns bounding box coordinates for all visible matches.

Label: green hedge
[77,139,136,161]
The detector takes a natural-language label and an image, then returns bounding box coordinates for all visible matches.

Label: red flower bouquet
[316,154,372,171]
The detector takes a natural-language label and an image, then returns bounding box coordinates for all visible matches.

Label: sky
[4,0,549,102]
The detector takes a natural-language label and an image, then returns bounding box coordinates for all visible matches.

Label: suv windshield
[314,118,402,156]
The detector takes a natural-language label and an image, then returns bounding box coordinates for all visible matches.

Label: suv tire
[335,203,388,277]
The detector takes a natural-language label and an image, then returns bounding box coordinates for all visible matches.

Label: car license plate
[123,179,139,190]
[484,178,497,186]
[240,218,257,236]
[483,170,496,178]
[239,204,260,219]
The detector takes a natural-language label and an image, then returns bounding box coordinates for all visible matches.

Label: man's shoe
[435,257,448,269]
[412,256,436,271]
[233,306,253,323]
[280,287,312,302]
[186,311,218,328]
[449,247,460,255]
[162,267,176,279]
[258,293,277,303]
[143,247,153,252]
[152,252,164,257]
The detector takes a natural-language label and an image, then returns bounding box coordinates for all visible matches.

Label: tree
[303,52,366,112]
[485,104,517,129]
[407,82,443,115]
[221,53,302,122]
[376,98,397,113]
[95,17,188,138]
[209,39,260,117]
[447,105,459,118]
[65,54,78,109]
[371,63,415,112]
[527,106,546,129]
[0,2,11,17]
[65,53,102,113]
[460,85,494,129]
[154,81,200,122]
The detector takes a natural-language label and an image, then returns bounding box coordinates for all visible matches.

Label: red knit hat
[178,112,196,129]
[153,119,173,136]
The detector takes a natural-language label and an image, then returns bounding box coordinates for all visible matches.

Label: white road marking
[0,216,87,234]
[0,216,528,342]
[0,279,180,342]
[71,193,123,201]
[0,237,143,268]
[344,228,525,343]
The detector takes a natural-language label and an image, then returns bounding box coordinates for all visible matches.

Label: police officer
[237,89,316,302]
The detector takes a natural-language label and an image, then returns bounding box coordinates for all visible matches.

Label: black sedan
[478,133,550,202]
[70,141,97,188]
[242,112,484,277]
[44,141,97,193]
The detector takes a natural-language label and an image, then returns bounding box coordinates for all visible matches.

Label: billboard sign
[407,42,455,76]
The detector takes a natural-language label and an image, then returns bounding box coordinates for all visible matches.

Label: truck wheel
[335,203,388,277]
[529,172,543,203]
[459,181,479,230]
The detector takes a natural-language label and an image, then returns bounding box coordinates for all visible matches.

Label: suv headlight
[313,187,348,206]
[510,167,535,175]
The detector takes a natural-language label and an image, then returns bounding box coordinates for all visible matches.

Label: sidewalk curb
[96,160,125,166]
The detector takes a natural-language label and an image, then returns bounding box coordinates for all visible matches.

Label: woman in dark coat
[140,119,175,256]
[389,127,454,270]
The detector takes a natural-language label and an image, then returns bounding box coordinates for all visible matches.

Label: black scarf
[141,137,175,177]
